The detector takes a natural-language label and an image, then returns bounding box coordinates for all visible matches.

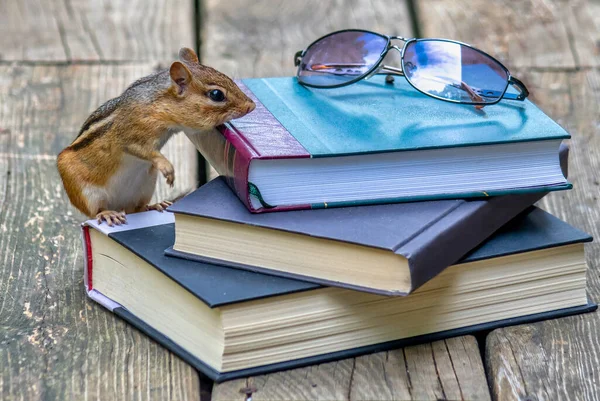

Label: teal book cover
[184,75,571,212]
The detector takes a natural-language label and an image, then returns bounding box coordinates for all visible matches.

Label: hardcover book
[83,208,594,382]
[166,172,560,295]
[186,75,571,213]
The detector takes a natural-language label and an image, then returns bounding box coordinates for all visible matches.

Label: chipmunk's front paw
[146,201,172,212]
[96,210,127,226]
[154,158,175,187]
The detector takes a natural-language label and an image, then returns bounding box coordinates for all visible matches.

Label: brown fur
[57,47,255,222]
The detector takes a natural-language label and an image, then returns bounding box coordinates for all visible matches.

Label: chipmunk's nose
[246,102,256,114]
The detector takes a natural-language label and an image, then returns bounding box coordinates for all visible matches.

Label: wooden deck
[1,0,598,400]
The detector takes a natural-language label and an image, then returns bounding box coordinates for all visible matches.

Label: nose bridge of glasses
[376,45,405,77]
[363,63,404,82]
[387,44,404,56]
[381,65,404,76]
[359,43,405,82]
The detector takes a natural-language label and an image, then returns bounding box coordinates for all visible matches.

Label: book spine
[80,224,123,311]
[187,126,257,211]
[184,79,312,213]
[80,211,175,305]
[187,126,315,213]
[402,191,549,292]
[82,225,93,291]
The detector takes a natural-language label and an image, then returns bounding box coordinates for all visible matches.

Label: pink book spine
[217,124,257,211]
[186,123,258,211]
[80,225,121,311]
[187,80,311,213]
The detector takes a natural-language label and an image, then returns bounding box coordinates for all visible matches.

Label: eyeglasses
[294,29,529,107]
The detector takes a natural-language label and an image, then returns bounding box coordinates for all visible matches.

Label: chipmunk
[57,47,255,226]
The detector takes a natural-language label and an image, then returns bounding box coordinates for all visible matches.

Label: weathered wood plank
[416,0,600,69]
[350,337,490,400]
[202,0,414,79]
[564,0,600,68]
[487,313,600,401]
[215,359,355,401]
[0,64,199,401]
[0,1,66,61]
[213,336,490,401]
[0,0,194,63]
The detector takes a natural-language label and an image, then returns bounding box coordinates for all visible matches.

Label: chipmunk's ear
[179,47,199,64]
[170,61,192,95]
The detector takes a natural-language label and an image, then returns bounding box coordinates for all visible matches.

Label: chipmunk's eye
[208,89,225,102]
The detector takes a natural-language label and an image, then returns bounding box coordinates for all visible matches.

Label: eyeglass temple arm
[504,76,529,101]
[294,51,303,66]
[293,53,406,77]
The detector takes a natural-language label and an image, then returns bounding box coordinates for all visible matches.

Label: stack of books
[81,75,595,382]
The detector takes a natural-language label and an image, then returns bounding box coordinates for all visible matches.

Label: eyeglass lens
[297,31,388,87]
[402,40,509,104]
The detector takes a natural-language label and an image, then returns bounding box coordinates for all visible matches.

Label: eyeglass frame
[293,29,529,106]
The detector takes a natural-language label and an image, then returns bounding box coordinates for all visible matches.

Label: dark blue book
[166,173,562,296]
[82,207,594,382]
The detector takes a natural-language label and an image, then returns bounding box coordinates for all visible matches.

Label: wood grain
[487,314,600,401]
[0,0,194,63]
[213,336,490,401]
[564,0,600,68]
[350,336,490,400]
[202,0,414,79]
[416,0,600,69]
[0,64,199,401]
